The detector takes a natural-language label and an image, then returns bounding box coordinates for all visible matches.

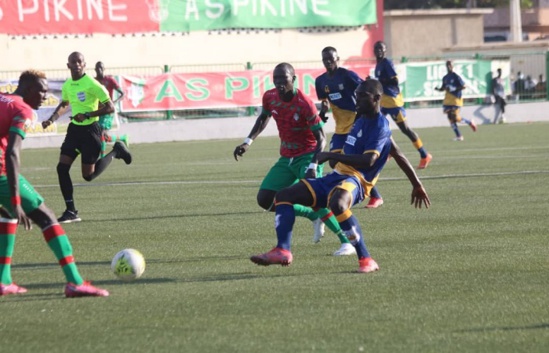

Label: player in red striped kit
[0,70,108,297]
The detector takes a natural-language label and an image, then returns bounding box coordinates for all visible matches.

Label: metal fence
[2,52,547,121]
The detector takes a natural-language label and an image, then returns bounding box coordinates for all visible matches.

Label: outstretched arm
[41,100,70,129]
[233,110,271,161]
[389,137,431,209]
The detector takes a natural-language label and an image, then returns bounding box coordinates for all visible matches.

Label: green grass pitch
[1,122,548,353]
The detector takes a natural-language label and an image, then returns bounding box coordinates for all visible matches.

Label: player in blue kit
[315,46,384,212]
[250,78,430,273]
[435,60,477,141]
[373,41,432,169]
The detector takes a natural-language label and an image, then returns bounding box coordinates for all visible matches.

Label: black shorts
[60,122,102,164]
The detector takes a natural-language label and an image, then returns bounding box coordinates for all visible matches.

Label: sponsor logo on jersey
[346,135,357,146]
[328,92,342,101]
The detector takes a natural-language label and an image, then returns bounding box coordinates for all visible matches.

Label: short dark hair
[357,78,383,96]
[18,70,46,89]
[274,62,295,75]
[322,46,337,54]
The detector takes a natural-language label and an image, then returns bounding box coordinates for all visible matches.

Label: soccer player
[373,41,433,169]
[234,62,355,256]
[94,61,129,157]
[42,52,132,223]
[0,70,109,297]
[250,78,431,273]
[315,46,384,211]
[435,60,477,141]
[492,68,507,124]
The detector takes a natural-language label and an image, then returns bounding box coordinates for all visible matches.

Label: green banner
[402,60,494,102]
[160,0,376,32]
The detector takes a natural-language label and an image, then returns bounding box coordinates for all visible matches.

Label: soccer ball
[111,249,146,282]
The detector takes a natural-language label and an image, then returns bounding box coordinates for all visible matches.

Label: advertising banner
[118,65,373,112]
[402,60,494,102]
[161,0,377,32]
[0,0,376,35]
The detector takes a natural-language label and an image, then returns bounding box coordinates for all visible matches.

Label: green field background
[1,123,548,353]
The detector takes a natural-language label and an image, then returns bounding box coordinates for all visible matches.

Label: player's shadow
[473,103,497,125]
[455,322,549,333]
[67,210,262,224]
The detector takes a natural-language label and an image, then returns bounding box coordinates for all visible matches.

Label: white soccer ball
[111,249,146,282]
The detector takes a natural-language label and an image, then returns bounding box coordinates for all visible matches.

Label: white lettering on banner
[205,0,224,19]
[17,0,127,22]
[107,0,127,21]
[187,0,331,19]
[186,0,200,20]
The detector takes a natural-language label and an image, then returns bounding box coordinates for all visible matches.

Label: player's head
[67,52,86,78]
[14,70,48,110]
[446,60,453,73]
[497,68,502,77]
[355,78,383,115]
[321,46,339,73]
[95,61,105,77]
[373,41,386,60]
[273,63,296,97]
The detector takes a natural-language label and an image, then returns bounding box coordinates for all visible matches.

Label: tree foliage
[384,0,533,10]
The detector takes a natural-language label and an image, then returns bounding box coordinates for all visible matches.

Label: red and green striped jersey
[262,88,323,158]
[0,94,33,175]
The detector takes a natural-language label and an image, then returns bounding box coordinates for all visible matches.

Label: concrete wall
[0,26,374,73]
[23,101,549,150]
[384,9,492,59]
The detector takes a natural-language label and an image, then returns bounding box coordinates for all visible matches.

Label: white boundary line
[32,169,549,189]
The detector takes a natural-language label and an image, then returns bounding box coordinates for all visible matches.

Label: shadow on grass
[63,210,264,223]
[456,322,549,333]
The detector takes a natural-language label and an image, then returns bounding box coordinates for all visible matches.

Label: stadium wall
[23,101,549,149]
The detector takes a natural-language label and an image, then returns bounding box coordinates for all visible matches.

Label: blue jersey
[374,58,404,108]
[334,112,392,196]
[441,71,465,107]
[315,67,362,135]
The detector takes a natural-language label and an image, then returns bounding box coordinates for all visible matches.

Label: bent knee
[257,190,276,211]
[56,163,71,175]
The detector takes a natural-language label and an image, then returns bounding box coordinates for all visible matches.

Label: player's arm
[319,100,329,123]
[380,75,398,86]
[5,132,32,230]
[73,99,115,123]
[113,87,124,103]
[112,78,124,104]
[42,100,70,128]
[435,82,446,92]
[233,110,271,161]
[388,137,430,209]
[304,127,327,178]
[316,150,377,169]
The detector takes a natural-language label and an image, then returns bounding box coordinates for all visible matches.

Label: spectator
[513,72,526,100]
[492,68,507,124]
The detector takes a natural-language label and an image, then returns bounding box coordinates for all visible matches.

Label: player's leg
[391,109,432,169]
[446,109,463,141]
[24,195,108,297]
[293,154,353,254]
[454,108,477,132]
[0,212,25,295]
[328,184,379,273]
[82,122,131,182]
[250,180,317,266]
[57,152,80,223]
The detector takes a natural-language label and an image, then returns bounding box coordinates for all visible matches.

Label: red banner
[118,66,373,112]
[0,0,157,35]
